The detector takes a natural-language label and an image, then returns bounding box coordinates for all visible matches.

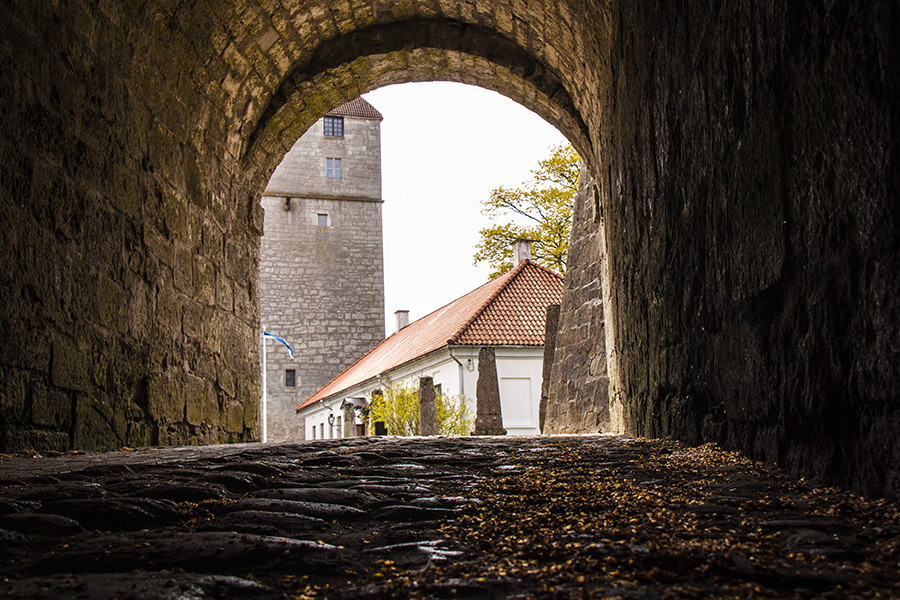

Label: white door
[499,377,533,428]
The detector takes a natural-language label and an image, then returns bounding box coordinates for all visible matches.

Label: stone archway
[0,1,898,497]
[0,0,608,453]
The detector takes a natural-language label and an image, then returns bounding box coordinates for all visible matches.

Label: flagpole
[260,330,293,445]
[261,325,267,443]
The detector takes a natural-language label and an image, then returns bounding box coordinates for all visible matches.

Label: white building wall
[300,346,544,437]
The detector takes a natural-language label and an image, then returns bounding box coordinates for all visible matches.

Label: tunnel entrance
[256,82,591,442]
[1,1,897,497]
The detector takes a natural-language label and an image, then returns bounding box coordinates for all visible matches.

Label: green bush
[368,383,474,436]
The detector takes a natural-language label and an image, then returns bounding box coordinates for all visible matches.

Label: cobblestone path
[0,434,898,599]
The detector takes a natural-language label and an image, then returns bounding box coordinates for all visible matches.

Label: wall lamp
[466,358,475,371]
[327,413,335,426]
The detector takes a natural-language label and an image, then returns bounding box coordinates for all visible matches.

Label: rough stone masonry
[0,1,897,499]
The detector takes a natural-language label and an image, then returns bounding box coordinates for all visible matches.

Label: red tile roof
[298,260,563,410]
[327,97,383,119]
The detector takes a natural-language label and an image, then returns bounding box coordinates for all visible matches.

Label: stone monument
[418,376,439,436]
[540,304,561,433]
[471,346,507,436]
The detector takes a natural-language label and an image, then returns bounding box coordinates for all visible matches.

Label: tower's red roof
[297,260,563,410]
[327,97,382,119]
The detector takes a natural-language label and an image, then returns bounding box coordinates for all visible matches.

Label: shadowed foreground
[0,435,897,598]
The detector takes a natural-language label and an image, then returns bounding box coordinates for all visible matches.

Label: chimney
[394,310,409,333]
[512,238,533,266]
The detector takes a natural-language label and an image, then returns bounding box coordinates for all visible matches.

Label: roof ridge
[447,260,530,344]
[400,268,509,335]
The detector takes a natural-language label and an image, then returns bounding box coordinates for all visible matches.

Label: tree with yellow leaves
[368,383,473,436]
[473,143,580,278]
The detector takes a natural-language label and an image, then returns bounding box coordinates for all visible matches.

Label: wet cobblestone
[0,435,897,598]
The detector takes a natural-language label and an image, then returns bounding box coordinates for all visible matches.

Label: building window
[326,158,341,179]
[285,369,296,387]
[323,115,343,137]
[434,383,442,397]
[317,213,328,227]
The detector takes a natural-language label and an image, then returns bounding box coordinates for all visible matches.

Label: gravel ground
[0,434,897,599]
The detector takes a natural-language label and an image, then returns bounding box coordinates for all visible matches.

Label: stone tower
[259,98,386,442]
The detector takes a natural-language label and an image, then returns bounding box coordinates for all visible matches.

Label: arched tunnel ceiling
[171,0,610,195]
[240,20,594,187]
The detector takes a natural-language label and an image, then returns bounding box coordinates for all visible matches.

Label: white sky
[362,82,568,335]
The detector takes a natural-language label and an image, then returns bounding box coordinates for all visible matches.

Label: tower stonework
[260,99,385,441]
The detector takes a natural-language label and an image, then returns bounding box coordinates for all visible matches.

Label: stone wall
[0,2,263,451]
[0,0,601,455]
[599,0,900,497]
[260,194,385,441]
[544,166,609,434]
[265,115,382,201]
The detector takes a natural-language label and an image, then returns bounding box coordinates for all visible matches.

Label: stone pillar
[418,377,439,436]
[342,402,356,438]
[471,346,507,436]
[539,304,561,434]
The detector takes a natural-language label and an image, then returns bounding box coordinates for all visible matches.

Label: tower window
[285,369,296,387]
[326,157,341,179]
[323,116,343,137]
[317,213,328,227]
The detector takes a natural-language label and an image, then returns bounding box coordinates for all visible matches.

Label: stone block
[173,242,193,293]
[217,364,236,398]
[51,335,92,393]
[5,429,70,453]
[97,275,128,331]
[241,381,259,436]
[225,239,250,282]
[201,220,223,256]
[185,154,209,209]
[249,199,264,235]
[148,372,186,424]
[111,164,142,218]
[186,374,217,426]
[163,191,188,241]
[145,226,174,266]
[223,399,244,433]
[31,383,72,430]
[182,300,205,338]
[147,374,168,422]
[193,255,216,306]
[0,369,27,423]
[155,272,180,331]
[126,420,153,447]
[234,283,252,322]
[74,396,120,450]
[216,271,234,311]
[158,423,188,447]
[127,282,152,340]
